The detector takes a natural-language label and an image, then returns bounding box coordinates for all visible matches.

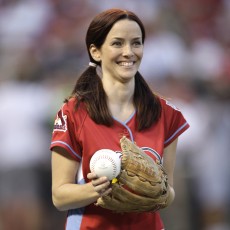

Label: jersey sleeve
[50,101,82,161]
[162,99,190,147]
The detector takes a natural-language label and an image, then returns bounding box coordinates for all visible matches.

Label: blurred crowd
[0,0,230,230]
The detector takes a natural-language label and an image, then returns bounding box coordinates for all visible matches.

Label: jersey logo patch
[142,147,162,164]
[53,110,67,132]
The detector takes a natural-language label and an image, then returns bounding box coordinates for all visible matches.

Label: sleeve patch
[53,109,68,132]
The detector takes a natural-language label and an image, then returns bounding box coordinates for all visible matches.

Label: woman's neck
[102,79,135,122]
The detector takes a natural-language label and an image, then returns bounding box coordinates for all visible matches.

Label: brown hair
[67,8,161,131]
[86,8,145,66]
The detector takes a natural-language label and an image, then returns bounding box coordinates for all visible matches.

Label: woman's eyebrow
[111,36,142,40]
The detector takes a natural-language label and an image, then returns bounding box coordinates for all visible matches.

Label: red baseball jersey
[50,97,189,230]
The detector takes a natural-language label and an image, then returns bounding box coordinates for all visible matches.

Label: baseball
[90,149,121,180]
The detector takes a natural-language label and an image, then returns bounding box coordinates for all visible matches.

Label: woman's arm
[163,138,178,206]
[51,147,112,211]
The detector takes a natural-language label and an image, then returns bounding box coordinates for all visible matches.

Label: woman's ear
[89,44,101,62]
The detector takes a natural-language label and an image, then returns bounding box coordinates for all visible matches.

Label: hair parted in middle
[86,8,146,66]
[67,8,162,131]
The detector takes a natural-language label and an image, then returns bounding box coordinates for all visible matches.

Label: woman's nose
[122,44,134,57]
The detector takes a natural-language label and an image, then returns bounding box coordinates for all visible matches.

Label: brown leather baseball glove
[95,136,170,212]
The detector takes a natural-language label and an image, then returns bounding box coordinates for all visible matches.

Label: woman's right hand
[52,147,114,210]
[87,172,112,197]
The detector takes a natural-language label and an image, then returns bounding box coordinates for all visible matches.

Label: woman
[50,8,189,230]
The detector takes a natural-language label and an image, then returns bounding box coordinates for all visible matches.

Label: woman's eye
[133,41,142,47]
[112,41,122,46]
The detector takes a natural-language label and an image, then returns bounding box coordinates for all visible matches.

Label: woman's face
[97,19,143,83]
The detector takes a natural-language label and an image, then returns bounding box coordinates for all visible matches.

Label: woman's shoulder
[159,96,181,112]
[56,98,88,122]
[63,97,86,111]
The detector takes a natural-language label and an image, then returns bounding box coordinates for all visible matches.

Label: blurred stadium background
[0,0,230,230]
